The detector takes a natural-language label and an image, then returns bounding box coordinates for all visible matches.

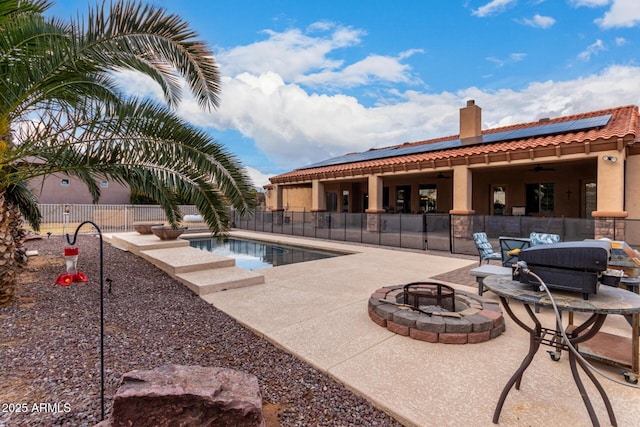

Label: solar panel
[298,114,612,171]
[481,114,611,144]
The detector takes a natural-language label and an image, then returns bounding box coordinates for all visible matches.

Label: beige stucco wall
[593,150,626,215]
[265,184,311,211]
[625,154,640,244]
[30,174,130,204]
[626,154,640,220]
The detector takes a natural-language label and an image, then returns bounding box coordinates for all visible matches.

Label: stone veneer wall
[594,218,625,241]
[451,215,473,239]
[368,287,505,344]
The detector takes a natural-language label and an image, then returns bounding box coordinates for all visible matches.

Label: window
[383,187,389,211]
[585,182,596,217]
[492,186,506,216]
[60,179,69,186]
[526,183,555,214]
[100,181,109,188]
[396,186,411,213]
[419,184,437,213]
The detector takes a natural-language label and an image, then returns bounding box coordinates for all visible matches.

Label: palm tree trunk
[0,189,17,307]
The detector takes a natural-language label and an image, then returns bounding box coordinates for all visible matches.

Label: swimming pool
[188,237,343,270]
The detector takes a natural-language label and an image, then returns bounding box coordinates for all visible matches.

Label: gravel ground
[0,235,404,427]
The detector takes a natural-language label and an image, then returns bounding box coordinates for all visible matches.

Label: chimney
[460,100,482,139]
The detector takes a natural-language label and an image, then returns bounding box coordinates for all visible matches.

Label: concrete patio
[106,230,640,427]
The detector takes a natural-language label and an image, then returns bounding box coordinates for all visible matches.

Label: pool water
[189,237,342,270]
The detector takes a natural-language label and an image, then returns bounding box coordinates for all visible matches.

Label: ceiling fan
[531,164,556,172]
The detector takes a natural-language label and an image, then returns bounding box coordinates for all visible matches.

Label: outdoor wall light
[602,155,618,163]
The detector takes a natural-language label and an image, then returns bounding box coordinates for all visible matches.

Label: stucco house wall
[30,173,130,205]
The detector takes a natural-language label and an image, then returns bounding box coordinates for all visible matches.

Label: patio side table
[483,275,640,426]
[468,264,511,296]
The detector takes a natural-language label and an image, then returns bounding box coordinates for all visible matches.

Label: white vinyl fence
[35,204,208,234]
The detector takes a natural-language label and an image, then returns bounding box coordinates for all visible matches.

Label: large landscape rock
[97,364,265,427]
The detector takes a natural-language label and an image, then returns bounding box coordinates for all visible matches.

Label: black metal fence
[33,204,639,255]
[232,210,640,256]
[232,210,451,251]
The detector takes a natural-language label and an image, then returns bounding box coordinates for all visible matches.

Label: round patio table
[483,275,640,426]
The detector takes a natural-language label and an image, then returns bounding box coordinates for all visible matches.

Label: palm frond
[9,96,253,233]
[5,180,41,231]
[0,1,51,25]
[1,0,252,239]
[81,0,220,109]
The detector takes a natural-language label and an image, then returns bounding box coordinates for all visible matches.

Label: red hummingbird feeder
[54,247,89,286]
[55,219,107,421]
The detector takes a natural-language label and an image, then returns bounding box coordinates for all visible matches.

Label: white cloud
[521,14,556,28]
[486,53,527,67]
[244,166,274,188]
[214,23,422,91]
[569,0,610,6]
[296,51,423,89]
[307,21,334,32]
[615,37,628,45]
[472,0,516,17]
[478,65,640,125]
[578,39,606,60]
[596,0,640,28]
[201,72,405,167]
[113,69,166,100]
[215,23,364,81]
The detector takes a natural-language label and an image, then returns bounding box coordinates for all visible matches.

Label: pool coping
[184,231,359,256]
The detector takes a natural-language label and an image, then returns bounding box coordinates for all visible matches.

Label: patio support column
[311,180,327,228]
[365,175,384,232]
[272,185,284,225]
[625,154,640,243]
[592,151,627,240]
[311,180,325,211]
[273,185,283,210]
[450,166,474,214]
[450,166,475,238]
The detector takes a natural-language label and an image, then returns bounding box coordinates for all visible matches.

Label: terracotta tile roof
[270,105,639,184]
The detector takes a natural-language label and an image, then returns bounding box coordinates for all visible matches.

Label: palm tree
[0,0,254,306]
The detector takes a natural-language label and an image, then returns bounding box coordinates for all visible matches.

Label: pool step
[175,268,265,295]
[139,247,235,275]
[108,232,189,255]
[105,232,264,296]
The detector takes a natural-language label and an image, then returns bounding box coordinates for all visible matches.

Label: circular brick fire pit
[368,282,505,344]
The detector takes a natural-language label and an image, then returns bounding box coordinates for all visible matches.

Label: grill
[515,241,611,299]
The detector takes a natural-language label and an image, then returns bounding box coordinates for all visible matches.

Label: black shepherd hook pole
[66,220,105,421]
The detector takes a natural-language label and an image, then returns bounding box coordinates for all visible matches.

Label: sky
[46,0,640,188]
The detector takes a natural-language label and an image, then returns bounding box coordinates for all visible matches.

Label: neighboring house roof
[270,105,639,184]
